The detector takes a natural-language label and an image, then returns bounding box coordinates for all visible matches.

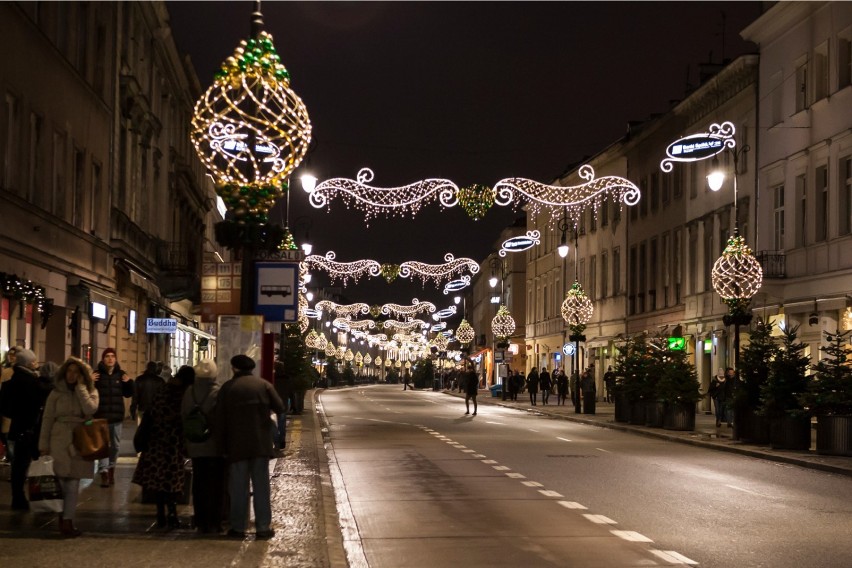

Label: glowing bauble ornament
[458,184,495,220]
[455,319,475,345]
[344,349,354,362]
[711,235,763,301]
[561,280,593,326]
[491,305,516,341]
[324,343,336,357]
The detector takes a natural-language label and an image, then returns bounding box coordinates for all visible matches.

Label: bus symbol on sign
[260,285,292,298]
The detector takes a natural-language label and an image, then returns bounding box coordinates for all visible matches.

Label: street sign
[660,121,735,172]
[498,230,541,257]
[254,262,299,322]
[562,343,576,356]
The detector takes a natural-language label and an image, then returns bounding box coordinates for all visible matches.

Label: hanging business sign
[443,276,471,294]
[562,343,576,356]
[146,318,178,334]
[667,337,686,351]
[434,307,457,320]
[498,230,541,257]
[659,121,736,172]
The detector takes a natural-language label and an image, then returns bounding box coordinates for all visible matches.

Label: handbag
[73,418,110,461]
[27,456,64,513]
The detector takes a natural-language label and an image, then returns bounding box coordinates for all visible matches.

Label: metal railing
[756,250,786,279]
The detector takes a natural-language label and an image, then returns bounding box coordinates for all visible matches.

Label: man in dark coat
[603,366,617,403]
[581,365,597,414]
[539,367,552,405]
[0,348,50,509]
[93,347,133,487]
[215,354,285,539]
[462,362,479,416]
[132,361,165,423]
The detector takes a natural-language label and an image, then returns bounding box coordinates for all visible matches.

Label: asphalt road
[319,385,852,568]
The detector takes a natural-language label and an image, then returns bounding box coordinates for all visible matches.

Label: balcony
[156,240,200,301]
[756,250,786,279]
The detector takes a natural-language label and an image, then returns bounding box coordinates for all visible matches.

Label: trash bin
[489,384,502,398]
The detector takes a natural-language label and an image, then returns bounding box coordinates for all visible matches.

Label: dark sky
[167,1,761,307]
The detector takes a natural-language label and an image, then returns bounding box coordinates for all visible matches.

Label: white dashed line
[650,550,698,565]
[481,459,498,464]
[725,484,772,498]
[472,454,487,458]
[493,466,511,471]
[528,429,540,432]
[611,530,653,542]
[595,448,610,453]
[557,501,587,510]
[506,473,526,479]
[583,514,617,525]
[539,490,564,498]
[485,421,505,425]
[462,449,476,453]
[556,437,573,442]
[522,481,543,487]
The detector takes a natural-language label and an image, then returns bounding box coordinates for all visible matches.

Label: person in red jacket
[93,348,133,488]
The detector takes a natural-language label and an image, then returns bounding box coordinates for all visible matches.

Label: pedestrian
[133,365,194,529]
[556,369,569,406]
[215,354,285,540]
[463,362,478,416]
[708,368,733,427]
[581,366,597,414]
[0,347,18,456]
[38,357,99,537]
[507,370,519,401]
[539,367,552,405]
[183,359,225,535]
[92,347,133,488]
[38,361,59,391]
[0,348,51,510]
[526,367,539,406]
[132,361,165,425]
[273,359,290,451]
[604,366,616,403]
[403,371,412,391]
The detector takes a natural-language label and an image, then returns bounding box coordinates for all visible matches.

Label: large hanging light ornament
[324,342,336,357]
[355,352,364,365]
[561,280,594,327]
[191,19,311,226]
[305,251,477,287]
[430,333,449,351]
[315,332,328,351]
[363,353,372,365]
[374,356,382,367]
[304,251,381,286]
[491,305,516,341]
[335,345,345,359]
[712,235,763,320]
[306,168,459,223]
[304,329,319,349]
[399,253,480,286]
[383,319,428,332]
[457,184,495,220]
[344,349,354,362]
[493,165,640,226]
[315,300,370,318]
[456,319,475,346]
[381,299,437,318]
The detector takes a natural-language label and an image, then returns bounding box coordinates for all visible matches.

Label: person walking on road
[526,367,539,406]
[92,348,133,488]
[463,363,478,416]
[215,355,285,540]
[38,357,99,537]
[556,369,569,406]
[539,367,552,406]
[403,372,412,390]
[708,368,733,427]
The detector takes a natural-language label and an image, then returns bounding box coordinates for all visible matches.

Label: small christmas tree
[801,330,852,416]
[342,362,355,386]
[281,323,312,391]
[736,319,778,413]
[655,346,701,406]
[325,356,342,387]
[614,334,656,403]
[760,324,809,418]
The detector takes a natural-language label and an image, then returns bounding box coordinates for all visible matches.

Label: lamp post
[561,224,592,414]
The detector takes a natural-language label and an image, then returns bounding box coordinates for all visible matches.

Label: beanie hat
[15,348,37,368]
[102,347,117,360]
[194,359,218,379]
[230,354,255,372]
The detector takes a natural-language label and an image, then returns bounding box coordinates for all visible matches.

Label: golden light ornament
[355,352,364,364]
[344,349,354,362]
[336,346,345,359]
[324,342,336,357]
[491,305,516,341]
[305,329,319,349]
[712,235,763,305]
[364,353,372,365]
[315,332,328,351]
[457,184,495,220]
[431,334,449,351]
[561,280,594,326]
[298,314,309,334]
[374,356,382,366]
[383,319,428,332]
[315,300,370,318]
[405,361,412,370]
[456,319,475,345]
[191,29,311,225]
[384,359,391,368]
[394,361,402,369]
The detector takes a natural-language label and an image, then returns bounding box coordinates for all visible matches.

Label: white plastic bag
[27,456,64,513]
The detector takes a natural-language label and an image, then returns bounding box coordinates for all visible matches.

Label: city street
[320,385,852,568]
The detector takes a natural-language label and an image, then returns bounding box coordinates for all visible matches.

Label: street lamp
[300,173,318,193]
[454,295,461,305]
[489,257,512,400]
[560,224,592,414]
[557,210,571,258]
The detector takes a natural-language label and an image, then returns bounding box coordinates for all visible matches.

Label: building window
[703,225,713,292]
[640,176,649,217]
[28,112,43,206]
[795,57,809,112]
[773,184,785,249]
[648,239,657,311]
[72,148,85,228]
[816,165,828,242]
[840,32,852,89]
[589,255,596,300]
[661,233,670,308]
[796,173,807,247]
[638,242,646,314]
[601,251,608,298]
[841,156,852,236]
[90,161,101,235]
[2,92,19,191]
[612,247,620,296]
[628,246,636,315]
[601,199,609,227]
[814,42,829,102]
[690,163,698,199]
[52,130,66,219]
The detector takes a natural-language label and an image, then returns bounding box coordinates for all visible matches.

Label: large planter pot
[646,401,665,428]
[733,408,770,444]
[628,400,646,425]
[816,415,852,456]
[769,415,811,450]
[614,392,630,423]
[663,402,696,431]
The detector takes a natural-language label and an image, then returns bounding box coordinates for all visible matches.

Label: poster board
[216,315,264,384]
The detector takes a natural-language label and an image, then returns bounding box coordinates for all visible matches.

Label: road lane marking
[725,484,772,498]
[557,437,573,442]
[528,429,540,432]
[539,490,564,498]
[485,421,505,425]
[493,466,511,471]
[557,501,587,510]
[595,448,610,453]
[462,449,476,453]
[522,481,543,487]
[472,454,487,458]
[583,514,617,525]
[481,459,498,464]
[650,550,698,565]
[454,445,467,449]
[506,473,526,479]
[611,530,653,542]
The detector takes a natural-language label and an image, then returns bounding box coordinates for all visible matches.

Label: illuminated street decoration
[660,121,735,172]
[324,343,336,357]
[491,305,516,341]
[374,356,382,366]
[303,308,321,319]
[315,300,370,318]
[191,28,311,224]
[430,322,447,332]
[499,231,541,257]
[711,235,763,314]
[367,334,388,346]
[364,353,372,365]
[561,280,594,327]
[333,318,350,332]
[350,330,368,340]
[399,254,480,285]
[381,299,437,318]
[433,306,457,320]
[458,184,495,220]
[431,333,449,351]
[493,165,640,225]
[383,319,428,332]
[305,330,319,349]
[304,252,381,286]
[355,352,363,365]
[335,345,345,359]
[307,251,477,286]
[456,319,475,345]
[306,168,459,222]
[443,276,471,294]
[315,332,328,350]
[340,318,376,331]
[344,349,354,362]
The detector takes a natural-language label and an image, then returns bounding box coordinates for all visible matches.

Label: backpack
[183,387,211,443]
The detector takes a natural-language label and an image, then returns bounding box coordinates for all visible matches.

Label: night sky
[167,1,762,307]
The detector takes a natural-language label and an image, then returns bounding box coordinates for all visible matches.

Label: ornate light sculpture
[191,18,311,226]
[355,352,364,365]
[324,342,336,357]
[304,251,381,286]
[315,332,328,351]
[305,329,319,349]
[374,356,382,366]
[383,319,428,332]
[381,299,437,318]
[712,235,763,320]
[315,300,370,318]
[493,165,640,225]
[364,353,372,365]
[561,280,594,328]
[394,361,402,369]
[404,361,412,370]
[335,345,345,359]
[455,319,475,345]
[430,333,449,351]
[399,253,480,285]
[457,184,495,220]
[334,317,376,331]
[332,318,351,332]
[443,276,471,294]
[491,305,516,341]
[306,168,459,222]
[432,306,457,320]
[344,349,354,362]
[305,251,478,287]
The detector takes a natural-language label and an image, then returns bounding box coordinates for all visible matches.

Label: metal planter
[816,415,852,456]
[663,402,696,431]
[769,415,811,451]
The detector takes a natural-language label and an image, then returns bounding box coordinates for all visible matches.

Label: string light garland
[457,184,495,220]
[191,28,311,224]
[493,165,640,225]
[711,235,763,314]
[334,318,376,331]
[432,306,457,320]
[304,251,381,286]
[381,299,437,318]
[306,168,459,222]
[399,253,480,286]
[561,280,594,327]
[383,319,428,332]
[456,319,475,345]
[491,305,516,341]
[315,300,370,318]
[306,251,478,286]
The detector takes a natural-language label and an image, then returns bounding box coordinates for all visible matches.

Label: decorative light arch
[315,300,370,318]
[381,299,437,318]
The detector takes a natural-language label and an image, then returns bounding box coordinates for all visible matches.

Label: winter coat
[132,371,165,415]
[38,381,99,479]
[132,383,188,493]
[93,362,133,424]
[539,371,552,393]
[557,373,569,395]
[526,373,539,394]
[463,371,479,396]
[214,371,285,463]
[0,366,51,440]
[181,378,220,458]
[708,377,732,402]
[581,371,596,394]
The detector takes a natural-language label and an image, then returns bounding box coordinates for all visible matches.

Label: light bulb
[489,276,498,288]
[707,170,725,191]
[558,244,570,258]
[301,173,317,193]
[301,243,313,256]
[454,296,461,305]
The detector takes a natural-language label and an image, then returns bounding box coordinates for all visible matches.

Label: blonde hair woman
[38,357,99,537]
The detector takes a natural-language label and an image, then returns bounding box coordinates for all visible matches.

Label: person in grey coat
[214,355,285,540]
[182,359,225,534]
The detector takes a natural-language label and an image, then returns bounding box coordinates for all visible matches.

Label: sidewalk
[444,388,852,478]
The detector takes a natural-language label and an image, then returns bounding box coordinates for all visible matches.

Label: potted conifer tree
[733,320,775,444]
[800,330,852,456]
[759,324,811,450]
[657,347,702,431]
[614,335,655,424]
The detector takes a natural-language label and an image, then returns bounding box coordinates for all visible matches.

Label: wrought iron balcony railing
[756,250,786,279]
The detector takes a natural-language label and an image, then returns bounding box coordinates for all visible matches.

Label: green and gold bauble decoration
[457,184,495,221]
[561,280,593,327]
[455,319,475,345]
[712,235,762,326]
[491,305,516,341]
[279,226,298,251]
[380,264,401,284]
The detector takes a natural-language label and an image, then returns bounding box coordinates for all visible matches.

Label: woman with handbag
[38,357,99,537]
